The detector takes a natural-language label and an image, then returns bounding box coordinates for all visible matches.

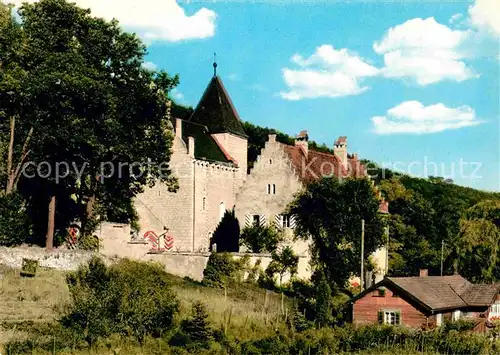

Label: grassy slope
[0,265,288,345]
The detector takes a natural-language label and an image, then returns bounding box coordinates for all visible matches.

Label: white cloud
[3,0,216,42]
[372,101,481,134]
[374,17,478,85]
[449,13,463,24]
[142,61,157,71]
[468,0,500,36]
[280,45,379,100]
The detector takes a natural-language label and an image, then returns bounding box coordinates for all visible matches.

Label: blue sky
[8,0,499,191]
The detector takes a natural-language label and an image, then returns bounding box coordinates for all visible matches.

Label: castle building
[135,72,388,277]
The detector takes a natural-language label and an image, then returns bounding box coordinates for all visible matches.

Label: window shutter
[245,215,252,227]
[395,311,401,325]
[290,215,297,229]
[378,311,383,324]
[259,214,266,226]
[274,214,282,229]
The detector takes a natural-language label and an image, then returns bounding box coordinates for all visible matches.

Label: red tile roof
[280,143,366,184]
[280,143,389,213]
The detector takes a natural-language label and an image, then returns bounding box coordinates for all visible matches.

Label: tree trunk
[5,116,15,194]
[5,119,33,194]
[46,195,56,250]
[82,193,96,236]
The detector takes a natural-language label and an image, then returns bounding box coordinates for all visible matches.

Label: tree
[314,271,332,328]
[456,200,500,282]
[266,246,299,286]
[180,301,213,347]
[211,209,240,252]
[3,0,179,248]
[240,224,282,253]
[290,177,385,288]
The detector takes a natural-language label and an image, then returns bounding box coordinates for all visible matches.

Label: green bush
[61,257,179,347]
[239,225,282,253]
[202,252,238,288]
[442,318,477,332]
[0,192,31,246]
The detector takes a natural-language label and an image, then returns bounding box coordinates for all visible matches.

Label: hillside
[0,264,288,346]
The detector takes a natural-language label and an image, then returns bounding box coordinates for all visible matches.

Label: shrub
[202,252,238,288]
[239,225,282,253]
[61,257,179,346]
[0,192,31,246]
[442,318,477,332]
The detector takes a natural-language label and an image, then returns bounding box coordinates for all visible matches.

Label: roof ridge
[448,283,468,306]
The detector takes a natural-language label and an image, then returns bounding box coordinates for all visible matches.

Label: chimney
[295,130,309,156]
[175,118,182,138]
[334,136,348,168]
[419,269,428,277]
[188,136,195,158]
[268,134,276,143]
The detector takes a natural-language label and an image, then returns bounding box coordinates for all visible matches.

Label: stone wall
[235,136,310,256]
[135,132,243,253]
[135,135,195,252]
[0,246,94,271]
[97,223,312,282]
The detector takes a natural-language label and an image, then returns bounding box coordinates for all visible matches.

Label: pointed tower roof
[189,75,247,138]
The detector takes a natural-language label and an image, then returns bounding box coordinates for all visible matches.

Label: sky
[5,0,500,192]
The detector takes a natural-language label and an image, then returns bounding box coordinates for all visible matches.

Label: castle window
[252,215,260,226]
[273,184,276,194]
[269,159,273,164]
[282,214,291,228]
[203,197,206,211]
[267,184,271,194]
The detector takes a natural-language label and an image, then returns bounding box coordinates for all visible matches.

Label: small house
[349,270,500,332]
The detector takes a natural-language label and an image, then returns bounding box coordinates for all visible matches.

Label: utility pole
[440,240,444,276]
[360,219,365,291]
[385,226,389,276]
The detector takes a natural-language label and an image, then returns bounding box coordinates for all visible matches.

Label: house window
[490,301,500,319]
[452,310,461,321]
[252,215,260,226]
[379,310,401,325]
[436,313,443,326]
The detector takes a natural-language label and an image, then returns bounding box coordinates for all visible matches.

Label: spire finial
[213,52,217,77]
